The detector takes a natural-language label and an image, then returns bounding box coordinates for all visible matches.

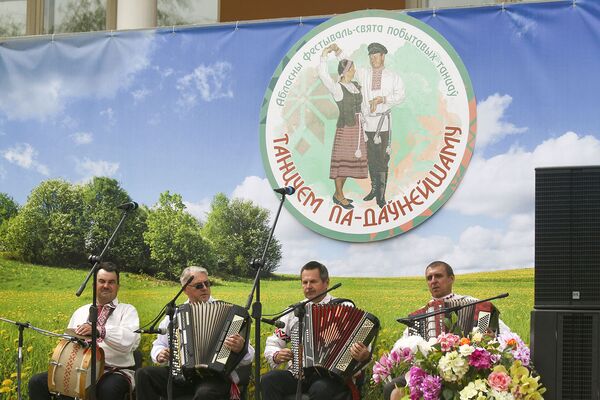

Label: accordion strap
[329,298,356,307]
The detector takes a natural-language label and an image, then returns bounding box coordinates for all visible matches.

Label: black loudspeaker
[531,309,600,400]
[535,166,600,309]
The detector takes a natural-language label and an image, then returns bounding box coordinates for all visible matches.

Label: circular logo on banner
[259,10,476,242]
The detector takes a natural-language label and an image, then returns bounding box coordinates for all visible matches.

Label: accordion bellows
[408,298,499,340]
[292,303,380,379]
[173,301,250,379]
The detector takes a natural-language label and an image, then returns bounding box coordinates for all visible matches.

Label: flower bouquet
[372,330,545,400]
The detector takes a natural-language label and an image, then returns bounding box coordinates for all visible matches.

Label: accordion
[408,297,499,340]
[172,301,250,379]
[291,303,380,379]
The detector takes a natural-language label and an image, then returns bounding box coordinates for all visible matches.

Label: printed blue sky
[1,0,599,277]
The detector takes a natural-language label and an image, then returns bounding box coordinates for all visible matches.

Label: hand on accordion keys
[223,333,245,354]
[156,348,170,364]
[350,342,371,363]
[274,348,293,364]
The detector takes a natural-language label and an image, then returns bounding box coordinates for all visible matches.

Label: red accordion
[292,303,380,379]
[408,297,499,340]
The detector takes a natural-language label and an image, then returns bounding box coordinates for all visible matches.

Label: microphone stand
[244,190,289,400]
[75,205,136,399]
[396,293,509,336]
[0,318,28,400]
[0,318,92,400]
[264,284,342,400]
[135,276,193,400]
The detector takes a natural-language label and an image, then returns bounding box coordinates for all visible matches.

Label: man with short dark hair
[383,261,511,400]
[261,261,371,400]
[28,262,140,400]
[135,266,253,400]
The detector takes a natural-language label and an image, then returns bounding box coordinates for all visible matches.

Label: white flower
[459,344,475,356]
[459,379,488,400]
[471,331,483,342]
[489,389,515,400]
[438,351,469,382]
[392,335,432,356]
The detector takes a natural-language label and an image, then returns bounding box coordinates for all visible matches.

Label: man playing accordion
[384,261,513,400]
[261,261,373,400]
[135,266,254,400]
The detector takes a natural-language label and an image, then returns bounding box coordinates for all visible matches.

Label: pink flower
[421,374,442,400]
[488,371,511,391]
[469,348,492,369]
[437,332,460,352]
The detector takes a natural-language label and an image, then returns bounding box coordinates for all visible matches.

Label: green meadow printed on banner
[260,10,476,242]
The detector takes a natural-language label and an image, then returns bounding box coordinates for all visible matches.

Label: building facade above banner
[260,10,476,242]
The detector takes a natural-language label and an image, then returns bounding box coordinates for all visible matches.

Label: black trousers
[365,131,390,173]
[28,371,130,400]
[135,366,230,400]
[260,369,349,400]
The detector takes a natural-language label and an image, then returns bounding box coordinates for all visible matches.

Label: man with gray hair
[135,266,254,400]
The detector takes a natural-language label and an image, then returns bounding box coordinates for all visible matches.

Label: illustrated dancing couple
[318,42,405,209]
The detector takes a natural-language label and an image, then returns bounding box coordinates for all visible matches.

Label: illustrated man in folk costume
[354,42,405,208]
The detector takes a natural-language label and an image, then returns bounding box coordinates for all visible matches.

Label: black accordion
[291,303,380,379]
[172,301,250,379]
[408,297,499,340]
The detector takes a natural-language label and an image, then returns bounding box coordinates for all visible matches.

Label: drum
[48,339,104,400]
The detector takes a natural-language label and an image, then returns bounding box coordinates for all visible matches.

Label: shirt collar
[184,296,216,304]
[99,298,118,309]
[306,293,333,305]
[432,293,456,302]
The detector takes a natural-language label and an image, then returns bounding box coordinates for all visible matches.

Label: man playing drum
[28,261,141,399]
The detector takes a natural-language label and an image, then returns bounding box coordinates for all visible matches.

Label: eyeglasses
[189,280,211,290]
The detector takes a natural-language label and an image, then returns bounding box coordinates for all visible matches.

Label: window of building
[43,0,107,34]
[157,0,218,26]
[0,0,27,37]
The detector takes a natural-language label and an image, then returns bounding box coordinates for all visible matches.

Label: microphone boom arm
[396,293,509,325]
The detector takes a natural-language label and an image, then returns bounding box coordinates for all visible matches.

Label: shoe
[345,198,354,203]
[363,189,376,201]
[333,195,354,210]
[376,172,388,208]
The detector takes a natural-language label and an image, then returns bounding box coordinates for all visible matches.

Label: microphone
[117,201,139,211]
[261,318,285,329]
[274,186,295,196]
[135,327,167,335]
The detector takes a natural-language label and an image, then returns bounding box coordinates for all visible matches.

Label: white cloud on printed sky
[448,131,600,218]
[176,62,234,109]
[2,143,50,176]
[70,131,93,145]
[0,34,153,121]
[476,93,527,149]
[183,198,213,223]
[75,157,119,181]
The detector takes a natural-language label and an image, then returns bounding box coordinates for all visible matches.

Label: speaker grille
[535,166,600,308]
[571,169,600,305]
[561,313,594,399]
[535,168,572,306]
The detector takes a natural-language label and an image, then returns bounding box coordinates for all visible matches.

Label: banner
[1,0,599,275]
